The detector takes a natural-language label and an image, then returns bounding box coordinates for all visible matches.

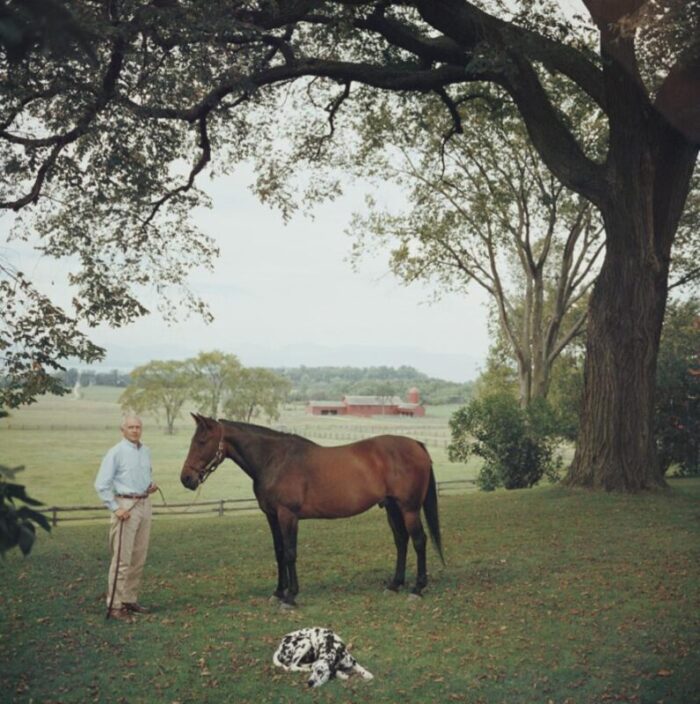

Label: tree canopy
[1,0,698,490]
[118,351,293,431]
[348,87,604,407]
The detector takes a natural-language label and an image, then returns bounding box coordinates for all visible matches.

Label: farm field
[1,481,699,703]
[0,387,479,509]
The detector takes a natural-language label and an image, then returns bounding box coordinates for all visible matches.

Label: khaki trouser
[107,496,152,609]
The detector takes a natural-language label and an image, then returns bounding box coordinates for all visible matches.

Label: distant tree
[276,365,471,405]
[119,360,191,435]
[187,351,243,418]
[221,367,291,423]
[655,298,700,475]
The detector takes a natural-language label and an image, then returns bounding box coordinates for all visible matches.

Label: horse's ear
[202,415,216,428]
[191,412,203,425]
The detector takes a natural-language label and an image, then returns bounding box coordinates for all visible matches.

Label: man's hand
[147,482,158,495]
[115,508,130,521]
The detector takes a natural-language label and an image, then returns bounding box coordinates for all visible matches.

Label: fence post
[218,499,224,517]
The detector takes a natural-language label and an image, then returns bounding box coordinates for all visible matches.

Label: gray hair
[120,414,143,430]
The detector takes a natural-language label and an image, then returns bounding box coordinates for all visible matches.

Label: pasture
[2,482,699,703]
[0,387,478,508]
[2,389,699,703]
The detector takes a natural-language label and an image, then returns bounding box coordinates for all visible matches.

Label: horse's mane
[218,418,318,446]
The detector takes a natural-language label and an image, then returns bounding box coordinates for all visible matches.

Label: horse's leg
[384,498,409,591]
[277,507,300,606]
[265,512,287,601]
[402,510,428,596]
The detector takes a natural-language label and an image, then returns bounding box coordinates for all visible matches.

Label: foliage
[471,347,519,402]
[117,353,292,431]
[448,394,562,491]
[60,367,131,388]
[186,351,243,419]
[348,84,604,407]
[221,367,292,423]
[119,360,191,435]
[1,1,698,489]
[0,464,50,557]
[472,341,583,442]
[276,365,474,405]
[545,351,585,442]
[655,298,700,476]
[0,262,104,408]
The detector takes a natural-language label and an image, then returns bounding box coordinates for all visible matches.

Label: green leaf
[18,522,36,556]
[17,506,52,533]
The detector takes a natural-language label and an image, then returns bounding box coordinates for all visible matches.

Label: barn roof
[343,395,402,406]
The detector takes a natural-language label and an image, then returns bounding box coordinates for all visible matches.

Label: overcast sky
[5,165,492,384]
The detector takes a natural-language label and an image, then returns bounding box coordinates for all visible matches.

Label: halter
[198,422,226,485]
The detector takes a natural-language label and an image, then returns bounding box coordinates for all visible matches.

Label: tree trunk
[565,228,668,490]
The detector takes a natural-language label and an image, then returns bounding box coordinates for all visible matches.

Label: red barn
[307,388,425,417]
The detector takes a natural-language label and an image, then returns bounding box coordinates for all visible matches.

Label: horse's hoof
[279,601,296,611]
[269,595,283,605]
[407,592,422,601]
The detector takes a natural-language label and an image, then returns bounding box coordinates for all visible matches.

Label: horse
[180,413,445,606]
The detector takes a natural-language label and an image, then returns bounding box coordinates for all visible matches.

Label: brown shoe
[123,602,150,614]
[108,607,135,623]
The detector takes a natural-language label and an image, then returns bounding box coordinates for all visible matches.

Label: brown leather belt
[116,493,149,499]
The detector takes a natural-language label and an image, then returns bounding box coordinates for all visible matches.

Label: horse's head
[181,413,225,490]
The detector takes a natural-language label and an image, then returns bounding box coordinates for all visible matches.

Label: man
[95,414,158,622]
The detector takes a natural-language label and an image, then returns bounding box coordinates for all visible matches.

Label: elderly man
[95,414,158,622]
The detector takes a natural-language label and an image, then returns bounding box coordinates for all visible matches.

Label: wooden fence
[37,479,476,526]
[2,424,452,448]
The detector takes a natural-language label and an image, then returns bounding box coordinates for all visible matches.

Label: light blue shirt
[94,438,153,511]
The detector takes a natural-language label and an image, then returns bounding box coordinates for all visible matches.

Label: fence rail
[3,424,452,448]
[37,480,476,525]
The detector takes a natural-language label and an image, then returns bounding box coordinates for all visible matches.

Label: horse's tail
[419,443,445,565]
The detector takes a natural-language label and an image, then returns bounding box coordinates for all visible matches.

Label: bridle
[196,422,227,485]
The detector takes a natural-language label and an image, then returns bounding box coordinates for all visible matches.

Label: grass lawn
[2,481,699,703]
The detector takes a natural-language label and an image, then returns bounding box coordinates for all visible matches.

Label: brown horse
[180,413,444,606]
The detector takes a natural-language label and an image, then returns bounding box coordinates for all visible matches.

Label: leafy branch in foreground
[0,464,51,557]
[0,261,104,408]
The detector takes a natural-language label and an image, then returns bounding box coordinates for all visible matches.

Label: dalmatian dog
[272,627,374,688]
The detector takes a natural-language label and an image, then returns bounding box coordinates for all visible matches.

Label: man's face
[122,419,143,444]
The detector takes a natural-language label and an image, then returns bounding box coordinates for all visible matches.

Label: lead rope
[155,484,203,514]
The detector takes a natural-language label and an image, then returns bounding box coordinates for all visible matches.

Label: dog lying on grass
[272,627,374,687]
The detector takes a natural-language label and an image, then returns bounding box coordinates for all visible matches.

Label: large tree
[1,1,698,490]
[348,91,604,408]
